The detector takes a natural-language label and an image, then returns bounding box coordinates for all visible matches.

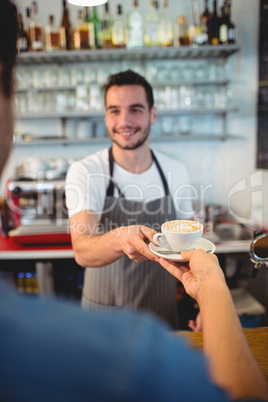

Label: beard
[108,121,151,151]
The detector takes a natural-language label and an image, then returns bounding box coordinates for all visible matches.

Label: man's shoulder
[70,148,109,172]
[153,149,187,170]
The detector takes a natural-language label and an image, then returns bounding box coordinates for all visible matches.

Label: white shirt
[65,148,194,220]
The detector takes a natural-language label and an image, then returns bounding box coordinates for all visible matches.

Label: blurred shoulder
[153,149,188,172]
[67,148,109,175]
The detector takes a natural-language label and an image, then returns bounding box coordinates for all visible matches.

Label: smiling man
[65,70,194,328]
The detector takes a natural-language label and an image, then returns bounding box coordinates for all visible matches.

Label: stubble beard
[108,122,151,151]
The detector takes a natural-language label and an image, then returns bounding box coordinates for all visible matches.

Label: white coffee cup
[153,220,203,252]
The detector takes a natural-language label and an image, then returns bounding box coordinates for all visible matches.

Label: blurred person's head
[0,0,18,175]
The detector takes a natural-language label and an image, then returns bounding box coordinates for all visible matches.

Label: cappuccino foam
[163,220,201,233]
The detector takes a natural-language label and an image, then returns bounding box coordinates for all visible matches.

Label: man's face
[0,64,14,176]
[105,85,156,151]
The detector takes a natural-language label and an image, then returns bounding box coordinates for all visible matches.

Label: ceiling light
[67,0,107,6]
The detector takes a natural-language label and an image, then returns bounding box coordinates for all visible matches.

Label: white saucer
[149,238,216,262]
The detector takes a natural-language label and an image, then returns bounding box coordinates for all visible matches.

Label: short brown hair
[103,70,154,110]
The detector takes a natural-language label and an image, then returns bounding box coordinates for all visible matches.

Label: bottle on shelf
[188,0,203,46]
[60,0,72,50]
[91,6,102,49]
[73,8,93,50]
[100,2,113,49]
[17,12,29,52]
[112,4,127,48]
[200,0,211,45]
[126,0,144,49]
[144,0,160,47]
[159,0,174,47]
[25,7,31,46]
[208,0,220,45]
[219,1,228,44]
[29,1,43,51]
[84,7,95,49]
[46,15,60,51]
[226,1,236,44]
[174,15,190,47]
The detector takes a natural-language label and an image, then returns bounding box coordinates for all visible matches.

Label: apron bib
[82,148,178,328]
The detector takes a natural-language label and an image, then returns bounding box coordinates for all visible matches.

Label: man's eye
[131,108,142,113]
[110,109,119,114]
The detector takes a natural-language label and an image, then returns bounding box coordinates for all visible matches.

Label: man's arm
[159,251,268,401]
[69,210,159,267]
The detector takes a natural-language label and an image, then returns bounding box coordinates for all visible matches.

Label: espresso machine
[6,157,72,244]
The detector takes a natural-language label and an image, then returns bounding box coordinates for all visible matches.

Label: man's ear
[150,106,157,125]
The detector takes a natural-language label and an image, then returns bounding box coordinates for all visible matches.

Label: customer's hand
[159,249,226,302]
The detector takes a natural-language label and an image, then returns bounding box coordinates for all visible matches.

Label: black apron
[82,147,178,329]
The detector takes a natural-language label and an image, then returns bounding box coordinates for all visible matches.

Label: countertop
[0,234,252,260]
[176,327,268,384]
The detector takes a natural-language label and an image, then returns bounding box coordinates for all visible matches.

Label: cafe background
[3,0,267,224]
[1,0,268,328]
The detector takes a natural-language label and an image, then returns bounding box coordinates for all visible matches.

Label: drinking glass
[214,86,226,109]
[180,86,195,109]
[195,61,208,81]
[89,83,102,110]
[181,64,194,81]
[76,85,89,111]
[203,87,215,109]
[170,65,182,82]
[27,91,39,113]
[59,66,74,87]
[179,115,192,136]
[36,67,50,88]
[47,66,59,87]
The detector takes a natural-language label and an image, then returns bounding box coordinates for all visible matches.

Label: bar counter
[176,327,268,383]
[0,233,253,260]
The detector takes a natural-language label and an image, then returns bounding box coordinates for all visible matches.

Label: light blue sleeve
[0,279,228,402]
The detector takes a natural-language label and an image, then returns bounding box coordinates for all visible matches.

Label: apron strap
[106,147,170,197]
[151,150,170,196]
[106,147,125,198]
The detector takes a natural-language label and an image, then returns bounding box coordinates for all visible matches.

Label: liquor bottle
[200,0,211,45]
[25,7,32,48]
[84,7,95,49]
[189,0,202,46]
[159,0,173,47]
[60,0,72,50]
[101,2,113,49]
[208,0,219,45]
[92,6,102,49]
[219,1,227,44]
[112,5,127,48]
[45,15,60,51]
[174,15,190,47]
[144,0,160,47]
[127,0,144,49]
[17,12,29,52]
[29,1,43,51]
[226,1,236,44]
[73,9,92,50]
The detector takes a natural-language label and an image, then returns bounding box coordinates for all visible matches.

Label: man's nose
[118,110,131,125]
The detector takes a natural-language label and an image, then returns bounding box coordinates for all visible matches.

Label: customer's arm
[159,250,268,401]
[69,210,158,267]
